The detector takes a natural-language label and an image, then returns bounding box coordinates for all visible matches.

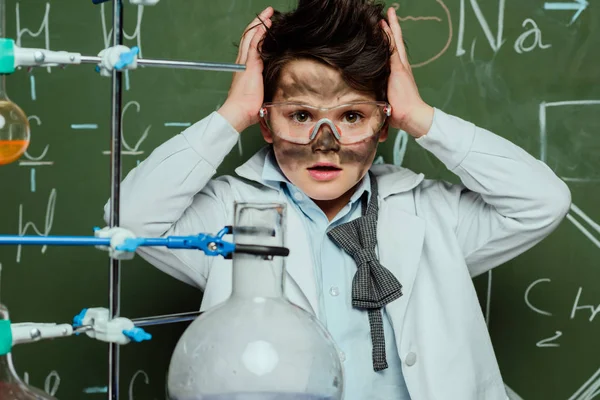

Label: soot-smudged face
[260,58,388,202]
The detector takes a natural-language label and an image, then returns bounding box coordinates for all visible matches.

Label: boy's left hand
[382,7,434,138]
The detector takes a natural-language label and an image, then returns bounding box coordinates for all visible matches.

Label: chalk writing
[457,0,506,56]
[393,130,408,166]
[16,2,51,98]
[525,278,553,316]
[526,278,599,352]
[570,287,600,322]
[514,19,551,54]
[128,370,150,400]
[43,370,60,396]
[164,122,192,127]
[485,270,492,327]
[16,189,56,263]
[83,386,108,394]
[536,331,562,348]
[544,0,589,26]
[20,115,52,168]
[71,124,99,130]
[392,1,453,68]
[101,3,145,58]
[24,369,151,399]
[566,204,600,250]
[102,101,151,156]
[568,366,600,400]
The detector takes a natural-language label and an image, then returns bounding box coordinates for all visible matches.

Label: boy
[105,0,571,398]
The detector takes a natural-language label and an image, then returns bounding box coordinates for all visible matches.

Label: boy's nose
[311,126,341,152]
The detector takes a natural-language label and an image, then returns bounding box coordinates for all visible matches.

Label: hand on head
[218,7,274,133]
[381,7,434,138]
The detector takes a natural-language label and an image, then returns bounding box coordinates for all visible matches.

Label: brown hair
[259,0,393,102]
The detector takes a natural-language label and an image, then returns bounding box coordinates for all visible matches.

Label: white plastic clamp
[96,45,139,77]
[75,308,149,345]
[94,226,137,260]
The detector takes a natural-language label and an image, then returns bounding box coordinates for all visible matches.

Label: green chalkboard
[0,0,599,399]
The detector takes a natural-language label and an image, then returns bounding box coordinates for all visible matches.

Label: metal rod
[0,236,111,246]
[73,325,94,334]
[131,311,202,327]
[69,310,199,335]
[79,55,245,72]
[108,0,124,398]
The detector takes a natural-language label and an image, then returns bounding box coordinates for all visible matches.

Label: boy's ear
[259,119,274,144]
[378,122,390,143]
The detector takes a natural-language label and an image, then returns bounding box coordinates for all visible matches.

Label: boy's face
[260,58,388,202]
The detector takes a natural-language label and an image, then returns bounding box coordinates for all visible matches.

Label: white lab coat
[106,108,571,399]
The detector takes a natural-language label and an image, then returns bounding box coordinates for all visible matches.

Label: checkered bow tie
[327,173,403,371]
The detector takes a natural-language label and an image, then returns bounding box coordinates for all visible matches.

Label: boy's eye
[292,111,311,123]
[343,112,362,124]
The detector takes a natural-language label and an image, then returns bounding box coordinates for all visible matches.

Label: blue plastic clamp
[122,327,152,343]
[72,308,88,330]
[114,46,139,70]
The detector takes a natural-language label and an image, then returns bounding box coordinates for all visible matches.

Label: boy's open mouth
[307,163,343,181]
[307,163,342,171]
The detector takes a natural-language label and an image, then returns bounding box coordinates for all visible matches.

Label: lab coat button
[339,351,346,362]
[293,192,303,201]
[329,286,340,297]
[405,352,417,366]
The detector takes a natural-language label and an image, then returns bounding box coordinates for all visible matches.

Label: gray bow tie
[327,173,403,371]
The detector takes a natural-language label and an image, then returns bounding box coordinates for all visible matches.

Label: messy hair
[259,0,393,102]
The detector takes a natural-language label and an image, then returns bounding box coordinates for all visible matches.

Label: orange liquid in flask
[0,139,30,164]
[0,99,31,165]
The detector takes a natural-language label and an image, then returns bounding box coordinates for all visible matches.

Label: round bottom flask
[0,76,30,166]
[0,305,57,399]
[167,203,343,400]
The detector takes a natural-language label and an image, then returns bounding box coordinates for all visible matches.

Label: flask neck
[0,0,5,39]
[0,75,8,100]
[231,202,287,300]
[232,254,285,299]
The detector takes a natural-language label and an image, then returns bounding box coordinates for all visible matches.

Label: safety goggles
[259,101,392,145]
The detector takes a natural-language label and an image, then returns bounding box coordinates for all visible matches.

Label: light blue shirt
[262,152,411,400]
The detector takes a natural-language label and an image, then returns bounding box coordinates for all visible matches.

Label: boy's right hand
[218,7,274,133]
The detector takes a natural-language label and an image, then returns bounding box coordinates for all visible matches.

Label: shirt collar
[261,149,288,186]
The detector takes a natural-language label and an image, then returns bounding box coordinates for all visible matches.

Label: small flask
[0,80,30,165]
[0,304,57,399]
[0,0,30,166]
[168,202,344,400]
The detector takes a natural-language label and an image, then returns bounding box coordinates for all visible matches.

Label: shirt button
[339,351,346,362]
[293,192,303,201]
[405,352,417,367]
[329,286,340,297]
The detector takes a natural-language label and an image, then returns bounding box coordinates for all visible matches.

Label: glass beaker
[0,304,57,399]
[167,203,344,400]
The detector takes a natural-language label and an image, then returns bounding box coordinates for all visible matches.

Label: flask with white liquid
[167,202,344,400]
